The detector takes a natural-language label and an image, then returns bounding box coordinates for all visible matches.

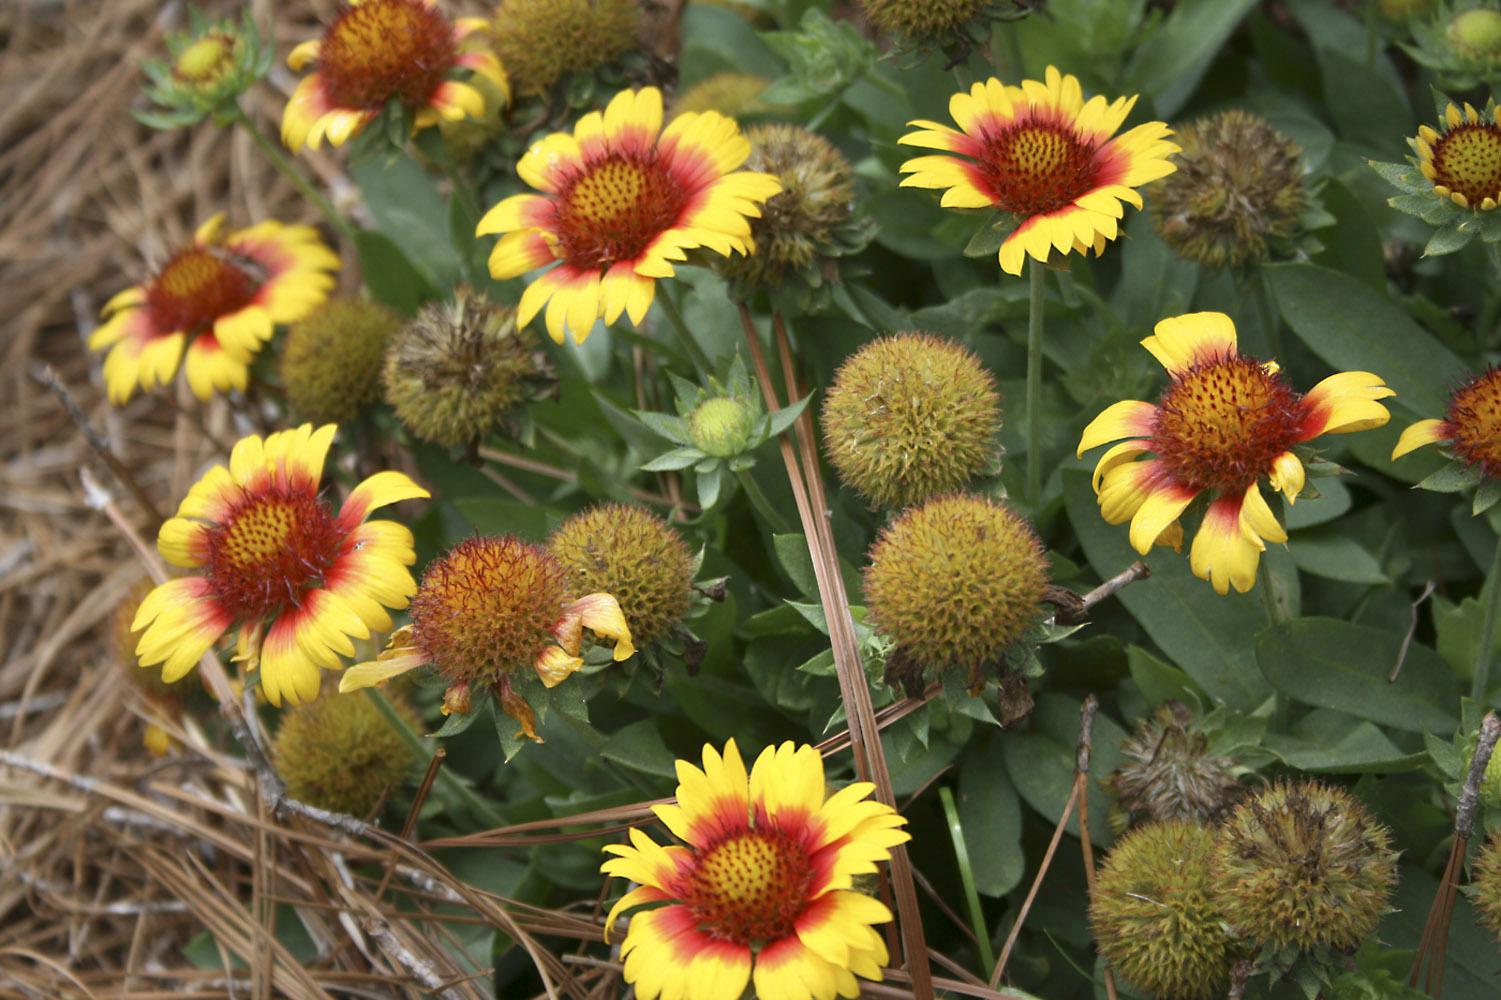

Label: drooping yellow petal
[1391,418,1449,460]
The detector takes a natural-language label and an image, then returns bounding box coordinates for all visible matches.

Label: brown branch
[1073,695,1117,1000]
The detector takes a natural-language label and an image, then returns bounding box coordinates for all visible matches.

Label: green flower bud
[1449,8,1501,61]
[689,396,757,457]
[138,11,272,128]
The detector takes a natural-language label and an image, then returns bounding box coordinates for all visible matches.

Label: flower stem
[362,687,507,827]
[1473,536,1501,705]
[1253,268,1285,361]
[1257,556,1284,625]
[1025,261,1046,507]
[939,786,995,975]
[230,105,357,244]
[735,468,792,534]
[655,288,714,377]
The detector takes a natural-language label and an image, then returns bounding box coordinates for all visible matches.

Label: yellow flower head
[476,86,782,344]
[1392,366,1501,477]
[1415,101,1501,210]
[898,66,1178,275]
[132,424,429,706]
[601,740,909,1000]
[1077,313,1394,595]
[89,214,338,404]
[282,0,508,152]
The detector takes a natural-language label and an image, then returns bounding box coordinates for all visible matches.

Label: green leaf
[1000,692,1125,843]
[1264,262,1467,416]
[773,533,819,597]
[1367,159,1428,193]
[1418,461,1485,493]
[1475,478,1501,515]
[599,721,679,779]
[635,410,695,446]
[1288,527,1388,584]
[1126,645,1206,709]
[641,447,707,472]
[962,213,1017,259]
[1124,0,1259,116]
[766,395,812,437]
[1256,618,1460,734]
[1263,709,1423,773]
[1423,222,1478,257]
[957,738,1024,897]
[454,498,553,541]
[351,152,462,289]
[353,228,439,315]
[697,464,723,509]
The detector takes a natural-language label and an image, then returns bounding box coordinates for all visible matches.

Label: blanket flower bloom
[898,66,1178,275]
[90,214,338,404]
[1392,367,1501,479]
[281,0,507,152]
[339,535,633,740]
[132,425,427,706]
[601,741,909,1000]
[1077,312,1393,595]
[1417,101,1501,210]
[476,86,781,344]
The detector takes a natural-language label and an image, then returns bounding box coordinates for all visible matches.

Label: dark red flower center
[318,0,457,111]
[1152,355,1303,494]
[555,154,688,270]
[976,116,1106,217]
[684,828,814,945]
[1447,368,1501,477]
[1431,124,1501,206]
[146,248,257,336]
[205,488,345,620]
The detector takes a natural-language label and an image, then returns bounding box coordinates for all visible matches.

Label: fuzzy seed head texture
[280,298,402,424]
[1090,820,1233,1000]
[1106,702,1244,830]
[859,0,986,41]
[548,504,694,648]
[1213,780,1398,952]
[716,124,856,290]
[271,690,418,816]
[410,535,572,685]
[1473,832,1501,941]
[672,73,774,120]
[864,494,1047,671]
[688,396,757,457]
[1151,109,1305,269]
[491,0,640,96]
[822,333,1001,509]
[1449,7,1501,60]
[382,289,545,449]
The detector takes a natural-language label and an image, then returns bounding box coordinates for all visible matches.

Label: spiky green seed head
[272,691,418,816]
[859,0,985,41]
[382,288,549,449]
[822,333,1001,509]
[1091,821,1233,1000]
[864,494,1047,671]
[717,124,857,293]
[1151,110,1305,269]
[491,0,640,96]
[688,396,757,457]
[1472,832,1501,942]
[280,298,402,424]
[1450,8,1501,60]
[548,504,694,647]
[672,73,774,120]
[1106,702,1244,831]
[1214,781,1398,952]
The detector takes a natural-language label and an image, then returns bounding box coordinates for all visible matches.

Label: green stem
[362,688,507,828]
[231,105,357,244]
[656,289,714,377]
[939,787,995,975]
[1473,536,1501,705]
[1253,268,1285,361]
[1025,261,1046,507]
[735,469,792,534]
[1258,556,1284,626]
[1364,0,1379,67]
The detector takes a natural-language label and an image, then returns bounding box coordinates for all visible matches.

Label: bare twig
[1073,696,1117,1000]
[1082,561,1150,612]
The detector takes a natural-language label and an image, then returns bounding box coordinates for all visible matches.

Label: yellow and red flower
[601,740,909,1000]
[476,86,782,344]
[132,424,428,706]
[90,215,338,404]
[339,534,634,740]
[1393,367,1501,477]
[1416,102,1501,210]
[898,66,1178,275]
[281,0,507,152]
[1077,312,1394,595]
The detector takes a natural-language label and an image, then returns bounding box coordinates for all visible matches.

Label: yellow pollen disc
[698,835,781,905]
[220,500,296,568]
[158,251,229,298]
[175,35,232,82]
[1008,126,1076,180]
[568,161,647,224]
[1432,125,1501,207]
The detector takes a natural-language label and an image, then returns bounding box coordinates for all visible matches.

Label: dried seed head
[280,298,402,424]
[491,0,640,96]
[1105,702,1244,830]
[272,690,418,816]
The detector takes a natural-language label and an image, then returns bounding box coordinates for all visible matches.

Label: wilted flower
[281,298,403,424]
[1105,702,1244,830]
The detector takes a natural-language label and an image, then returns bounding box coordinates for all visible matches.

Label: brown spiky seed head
[859,0,985,41]
[280,298,402,424]
[822,333,1001,509]
[410,535,572,685]
[382,288,545,448]
[717,124,855,290]
[1151,109,1305,269]
[1213,780,1398,951]
[672,73,773,120]
[864,494,1047,670]
[1473,832,1501,942]
[1106,702,1243,829]
[548,504,694,647]
[272,690,418,816]
[491,0,639,96]
[1090,821,1233,1000]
